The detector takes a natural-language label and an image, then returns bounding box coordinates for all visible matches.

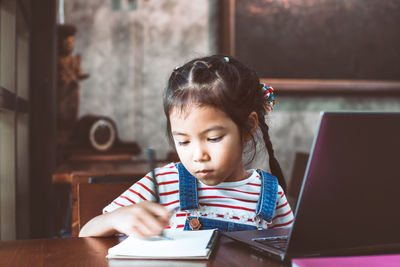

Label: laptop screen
[287,112,400,256]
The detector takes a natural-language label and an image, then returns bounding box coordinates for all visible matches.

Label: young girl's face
[170,105,249,186]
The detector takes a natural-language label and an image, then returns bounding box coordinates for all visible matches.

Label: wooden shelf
[261,78,400,96]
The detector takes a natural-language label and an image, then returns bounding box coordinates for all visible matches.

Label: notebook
[107,229,219,260]
[223,112,400,262]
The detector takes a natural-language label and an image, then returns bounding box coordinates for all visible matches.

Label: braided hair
[163,55,287,192]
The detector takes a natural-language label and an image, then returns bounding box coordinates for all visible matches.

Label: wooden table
[0,235,288,267]
[52,159,169,237]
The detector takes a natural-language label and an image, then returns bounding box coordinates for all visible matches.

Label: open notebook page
[107,229,218,259]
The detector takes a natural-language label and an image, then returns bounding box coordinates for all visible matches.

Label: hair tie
[261,83,275,112]
[223,56,229,63]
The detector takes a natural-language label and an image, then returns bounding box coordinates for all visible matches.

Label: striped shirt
[103,163,294,230]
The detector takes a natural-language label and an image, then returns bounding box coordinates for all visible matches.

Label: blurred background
[1,0,399,240]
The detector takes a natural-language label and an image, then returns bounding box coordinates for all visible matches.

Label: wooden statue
[56,24,89,149]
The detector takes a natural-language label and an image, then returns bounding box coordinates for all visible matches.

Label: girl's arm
[269,185,294,229]
[79,201,171,237]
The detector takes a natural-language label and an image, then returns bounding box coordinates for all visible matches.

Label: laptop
[223,112,400,262]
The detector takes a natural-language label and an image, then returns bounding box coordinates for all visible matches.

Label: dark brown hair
[163,55,286,191]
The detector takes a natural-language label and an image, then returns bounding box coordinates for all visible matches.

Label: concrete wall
[64,0,211,159]
[270,96,400,186]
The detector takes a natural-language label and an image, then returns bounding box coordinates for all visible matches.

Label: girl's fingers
[120,214,159,237]
[142,201,172,221]
[110,201,172,237]
[131,225,147,238]
[135,207,166,234]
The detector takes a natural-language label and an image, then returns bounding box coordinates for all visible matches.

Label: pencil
[145,148,159,202]
[145,148,172,239]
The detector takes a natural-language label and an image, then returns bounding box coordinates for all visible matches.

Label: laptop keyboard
[253,236,289,251]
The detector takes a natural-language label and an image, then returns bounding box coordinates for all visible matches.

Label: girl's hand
[107,201,171,238]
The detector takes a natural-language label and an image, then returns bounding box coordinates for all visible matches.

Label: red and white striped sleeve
[102,167,164,213]
[102,163,180,213]
[269,185,294,229]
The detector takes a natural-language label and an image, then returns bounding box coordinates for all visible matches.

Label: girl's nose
[193,143,210,162]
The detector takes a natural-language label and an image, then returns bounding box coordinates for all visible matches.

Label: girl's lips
[196,169,212,173]
[196,170,213,177]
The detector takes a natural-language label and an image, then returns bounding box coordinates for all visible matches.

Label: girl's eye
[177,141,190,146]
[208,136,223,143]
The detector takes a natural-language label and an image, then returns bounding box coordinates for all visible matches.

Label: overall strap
[255,170,279,223]
[176,163,199,210]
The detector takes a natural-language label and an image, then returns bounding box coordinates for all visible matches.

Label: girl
[79,55,294,238]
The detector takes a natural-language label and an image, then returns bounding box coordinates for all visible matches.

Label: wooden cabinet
[52,159,168,237]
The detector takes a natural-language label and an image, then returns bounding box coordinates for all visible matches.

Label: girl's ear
[244,112,258,142]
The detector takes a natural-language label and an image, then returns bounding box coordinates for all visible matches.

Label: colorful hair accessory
[261,83,275,112]
[223,56,229,63]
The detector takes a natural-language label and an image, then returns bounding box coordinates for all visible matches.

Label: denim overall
[176,163,278,232]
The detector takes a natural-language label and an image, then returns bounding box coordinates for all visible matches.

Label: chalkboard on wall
[235,0,400,81]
